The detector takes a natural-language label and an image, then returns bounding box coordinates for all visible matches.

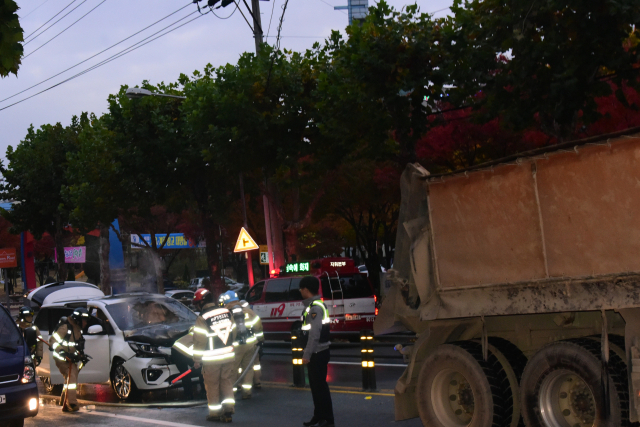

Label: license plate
[345,314,361,321]
[0,395,5,404]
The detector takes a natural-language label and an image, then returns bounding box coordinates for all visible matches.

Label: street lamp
[125,87,186,100]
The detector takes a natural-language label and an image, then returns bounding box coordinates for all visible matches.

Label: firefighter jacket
[17,320,43,359]
[192,303,236,365]
[172,327,195,361]
[301,296,330,360]
[226,301,264,347]
[49,318,84,363]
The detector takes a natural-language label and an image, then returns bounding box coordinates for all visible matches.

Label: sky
[0,0,452,160]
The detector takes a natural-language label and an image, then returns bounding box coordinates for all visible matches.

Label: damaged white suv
[35,292,196,400]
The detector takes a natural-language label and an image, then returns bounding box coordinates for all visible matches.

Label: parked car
[188,277,208,291]
[357,264,387,276]
[164,290,195,308]
[34,292,197,400]
[26,281,104,309]
[0,302,39,427]
[246,258,376,340]
[189,276,242,292]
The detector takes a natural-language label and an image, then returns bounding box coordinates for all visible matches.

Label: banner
[130,233,205,249]
[55,246,86,263]
[0,248,17,268]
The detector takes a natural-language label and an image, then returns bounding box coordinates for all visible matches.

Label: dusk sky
[0,0,452,160]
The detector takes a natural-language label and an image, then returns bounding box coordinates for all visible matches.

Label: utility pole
[251,0,263,53]
[239,174,255,287]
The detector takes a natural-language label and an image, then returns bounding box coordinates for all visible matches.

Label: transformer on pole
[334,0,368,26]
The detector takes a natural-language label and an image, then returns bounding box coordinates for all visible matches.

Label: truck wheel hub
[539,370,596,427]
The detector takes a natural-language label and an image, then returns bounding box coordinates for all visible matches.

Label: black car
[0,303,39,427]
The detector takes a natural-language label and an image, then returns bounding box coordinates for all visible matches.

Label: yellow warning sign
[234,227,259,253]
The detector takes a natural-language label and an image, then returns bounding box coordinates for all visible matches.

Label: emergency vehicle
[245,258,377,339]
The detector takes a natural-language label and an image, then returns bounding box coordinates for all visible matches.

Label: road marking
[264,383,394,397]
[329,361,407,368]
[81,408,203,427]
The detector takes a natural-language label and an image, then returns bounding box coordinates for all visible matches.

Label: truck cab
[245,257,376,339]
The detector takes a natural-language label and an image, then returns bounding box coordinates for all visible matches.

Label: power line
[23,0,77,41]
[211,2,239,19]
[274,0,290,51]
[21,0,52,19]
[24,0,87,46]
[24,0,107,59]
[266,0,277,38]
[232,1,254,32]
[316,0,347,15]
[0,3,193,105]
[0,11,207,112]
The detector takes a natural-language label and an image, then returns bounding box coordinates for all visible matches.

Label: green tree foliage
[446,0,640,140]
[0,116,87,280]
[0,0,23,77]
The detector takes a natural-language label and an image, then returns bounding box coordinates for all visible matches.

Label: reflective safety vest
[300,300,330,346]
[50,320,84,363]
[17,320,42,358]
[192,306,235,364]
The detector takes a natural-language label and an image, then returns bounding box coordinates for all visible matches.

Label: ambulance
[245,258,377,339]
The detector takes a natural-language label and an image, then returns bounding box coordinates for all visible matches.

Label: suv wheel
[111,360,138,400]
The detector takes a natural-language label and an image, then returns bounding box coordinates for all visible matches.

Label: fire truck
[245,258,377,339]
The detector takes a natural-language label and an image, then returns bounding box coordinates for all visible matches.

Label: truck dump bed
[377,129,640,333]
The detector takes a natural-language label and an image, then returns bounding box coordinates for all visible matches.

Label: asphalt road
[24,342,422,427]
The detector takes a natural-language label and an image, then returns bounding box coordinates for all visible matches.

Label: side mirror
[87,325,104,335]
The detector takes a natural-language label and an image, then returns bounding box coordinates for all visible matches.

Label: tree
[446,0,640,140]
[1,116,86,281]
[0,0,23,78]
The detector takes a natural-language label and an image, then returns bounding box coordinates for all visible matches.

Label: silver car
[35,292,197,400]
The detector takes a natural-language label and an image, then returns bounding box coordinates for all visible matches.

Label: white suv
[34,292,197,400]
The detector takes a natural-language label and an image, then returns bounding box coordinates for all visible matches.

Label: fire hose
[171,347,260,388]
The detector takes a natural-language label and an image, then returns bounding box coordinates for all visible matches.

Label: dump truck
[375,127,640,426]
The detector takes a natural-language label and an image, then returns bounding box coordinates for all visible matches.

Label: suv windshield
[105,297,197,331]
[0,306,23,349]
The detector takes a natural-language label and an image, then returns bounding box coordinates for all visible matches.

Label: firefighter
[16,306,43,366]
[50,307,90,413]
[221,292,264,399]
[193,290,237,422]
[171,288,212,399]
[299,276,334,427]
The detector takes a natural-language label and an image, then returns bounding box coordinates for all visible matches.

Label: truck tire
[487,338,528,427]
[520,339,627,427]
[416,342,508,427]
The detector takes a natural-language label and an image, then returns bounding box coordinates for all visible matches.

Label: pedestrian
[221,292,264,399]
[299,276,335,427]
[16,306,43,366]
[50,307,91,413]
[192,289,236,422]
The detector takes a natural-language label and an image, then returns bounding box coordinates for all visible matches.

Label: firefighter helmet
[70,307,90,323]
[218,290,238,306]
[193,288,210,304]
[18,306,34,320]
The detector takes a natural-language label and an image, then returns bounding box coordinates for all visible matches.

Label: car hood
[0,344,25,379]
[123,321,193,347]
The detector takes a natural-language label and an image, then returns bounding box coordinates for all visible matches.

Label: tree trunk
[202,211,224,298]
[54,232,67,282]
[99,225,111,295]
[283,228,300,263]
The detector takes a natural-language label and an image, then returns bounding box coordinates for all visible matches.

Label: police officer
[299,276,334,427]
[16,306,43,366]
[221,292,264,399]
[193,290,237,422]
[50,307,90,413]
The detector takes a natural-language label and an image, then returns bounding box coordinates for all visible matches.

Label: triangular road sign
[234,227,259,252]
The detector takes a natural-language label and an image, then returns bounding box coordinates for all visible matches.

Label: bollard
[291,327,306,387]
[360,329,376,391]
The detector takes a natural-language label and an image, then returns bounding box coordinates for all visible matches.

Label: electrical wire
[266,0,277,38]
[0,3,193,105]
[24,0,107,59]
[24,0,87,46]
[274,0,290,51]
[0,11,207,112]
[211,2,239,19]
[317,0,346,15]
[21,0,52,19]
[232,1,254,32]
[23,0,77,41]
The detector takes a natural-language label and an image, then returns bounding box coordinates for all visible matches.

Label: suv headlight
[128,342,166,357]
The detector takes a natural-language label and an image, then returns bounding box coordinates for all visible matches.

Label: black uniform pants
[307,349,334,423]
